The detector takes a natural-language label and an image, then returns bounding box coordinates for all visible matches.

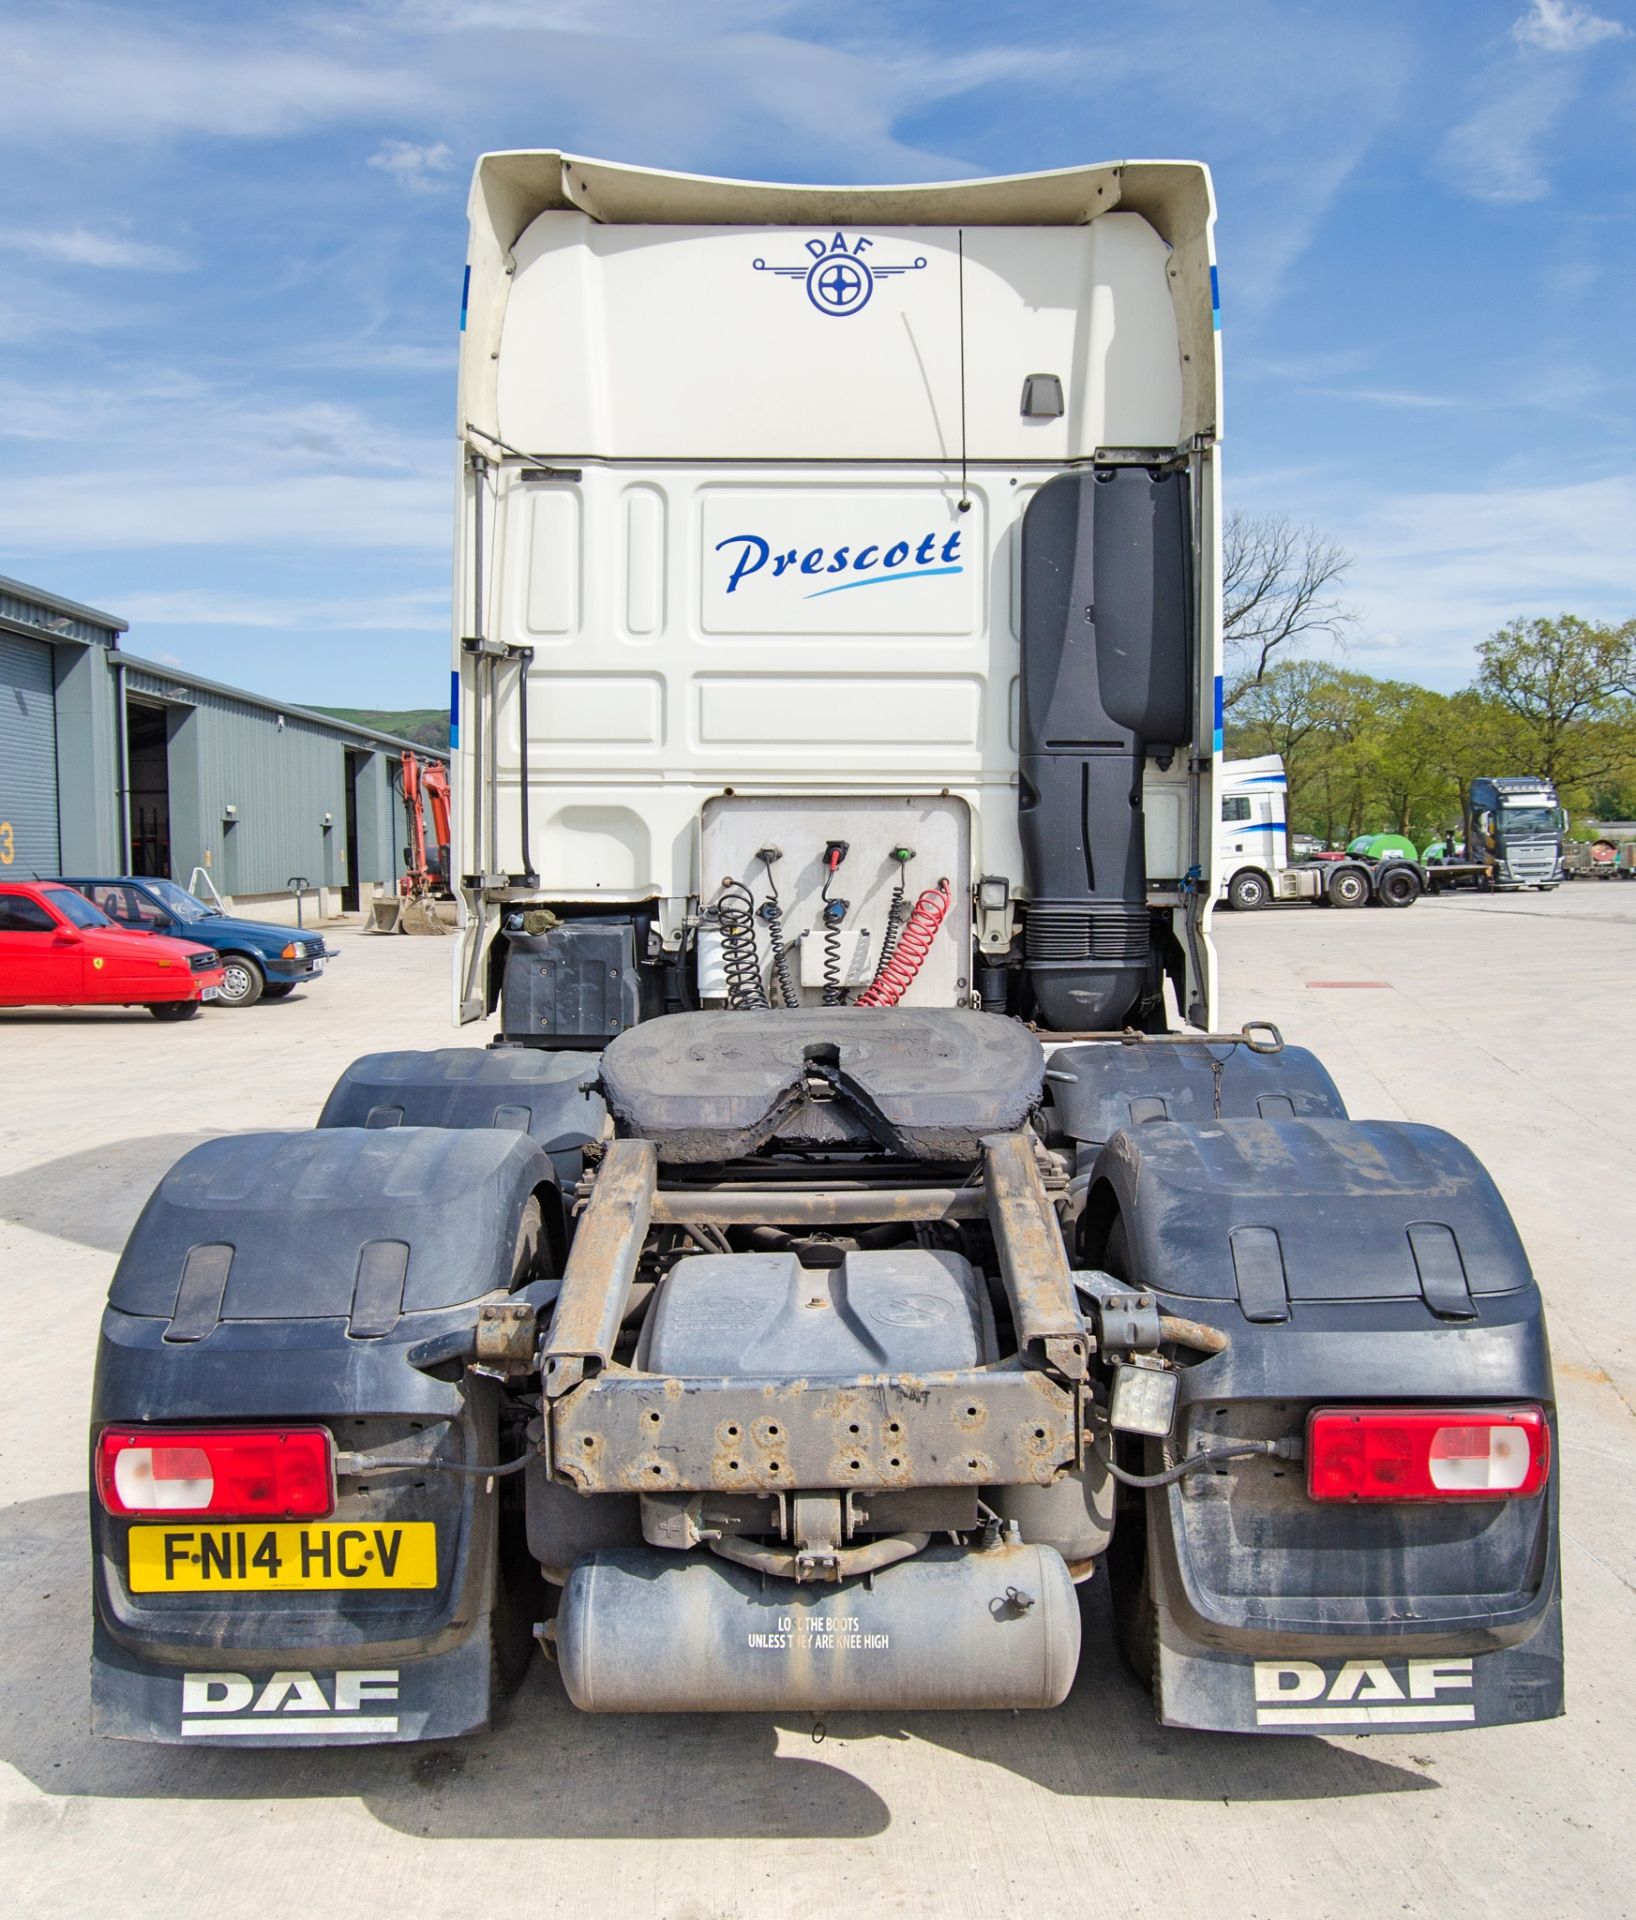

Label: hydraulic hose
[344,1450,535,1479]
[1096,1436,1301,1489]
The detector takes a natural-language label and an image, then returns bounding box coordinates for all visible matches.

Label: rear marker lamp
[96,1426,335,1520]
[1307,1406,1548,1503]
[1109,1362,1180,1439]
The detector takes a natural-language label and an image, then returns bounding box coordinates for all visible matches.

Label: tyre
[215,954,265,1008]
[1377,865,1421,908]
[511,1194,544,1286]
[1327,866,1370,908]
[492,1192,550,1698]
[260,982,297,1000]
[1226,870,1271,912]
[1098,1215,1158,1689]
[149,1001,202,1022]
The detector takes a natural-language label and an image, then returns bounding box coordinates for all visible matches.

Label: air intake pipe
[1018,466,1193,1030]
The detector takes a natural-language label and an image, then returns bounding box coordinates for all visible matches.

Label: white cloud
[0,468,447,555]
[0,226,187,270]
[118,587,446,632]
[0,369,447,557]
[1335,473,1636,685]
[0,8,431,145]
[1436,63,1577,202]
[1314,386,1464,411]
[367,137,455,192]
[1512,1,1629,53]
[1438,1,1630,203]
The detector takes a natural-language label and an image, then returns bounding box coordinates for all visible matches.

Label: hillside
[309,706,449,751]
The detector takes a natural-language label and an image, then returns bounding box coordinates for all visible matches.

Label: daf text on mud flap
[1254,1657,1474,1727]
[180,1669,400,1737]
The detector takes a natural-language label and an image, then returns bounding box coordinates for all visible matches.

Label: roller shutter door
[0,632,61,875]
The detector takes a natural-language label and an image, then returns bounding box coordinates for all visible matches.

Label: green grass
[308,706,449,750]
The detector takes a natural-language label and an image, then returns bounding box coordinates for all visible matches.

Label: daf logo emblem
[752,233,928,318]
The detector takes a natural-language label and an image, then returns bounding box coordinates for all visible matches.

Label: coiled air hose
[715,879,769,1010]
[863,846,914,996]
[854,879,951,1007]
[820,841,849,1006]
[758,848,800,1009]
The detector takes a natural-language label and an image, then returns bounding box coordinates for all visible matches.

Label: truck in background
[1420,777,1564,893]
[1466,777,1563,889]
[1217,756,1422,908]
[87,152,1560,1749]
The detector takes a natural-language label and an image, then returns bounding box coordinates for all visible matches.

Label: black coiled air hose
[822,916,846,1006]
[758,852,800,1009]
[715,880,769,1009]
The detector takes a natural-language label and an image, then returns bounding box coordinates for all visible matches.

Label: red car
[0,881,225,1020]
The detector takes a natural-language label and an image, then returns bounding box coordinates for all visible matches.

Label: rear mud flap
[91,1614,496,1748]
[1152,1588,1564,1735]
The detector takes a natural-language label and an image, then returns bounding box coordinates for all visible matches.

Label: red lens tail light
[96,1427,335,1519]
[1307,1406,1549,1503]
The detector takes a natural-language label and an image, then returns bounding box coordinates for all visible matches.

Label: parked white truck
[91,153,1560,1745]
[1217,755,1423,909]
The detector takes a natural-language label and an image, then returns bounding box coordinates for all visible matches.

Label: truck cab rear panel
[88,153,1560,1743]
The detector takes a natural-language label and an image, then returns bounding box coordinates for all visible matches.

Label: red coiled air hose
[855,879,952,1007]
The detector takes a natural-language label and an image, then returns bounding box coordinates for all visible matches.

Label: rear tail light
[1308,1406,1549,1502]
[96,1426,335,1519]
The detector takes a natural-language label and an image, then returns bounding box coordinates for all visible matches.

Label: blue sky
[1,0,1632,707]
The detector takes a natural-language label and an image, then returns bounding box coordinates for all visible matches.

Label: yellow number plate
[128,1522,437,1593]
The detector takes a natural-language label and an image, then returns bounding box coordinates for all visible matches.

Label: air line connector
[824,840,849,871]
[823,898,849,924]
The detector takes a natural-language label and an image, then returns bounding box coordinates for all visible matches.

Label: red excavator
[371,750,454,933]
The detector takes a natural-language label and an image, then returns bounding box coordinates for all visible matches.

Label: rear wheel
[149,1001,201,1022]
[511,1195,544,1286]
[492,1192,550,1698]
[1227,870,1271,911]
[216,955,265,1008]
[1377,865,1421,908]
[1327,867,1369,908]
[1099,1214,1158,1688]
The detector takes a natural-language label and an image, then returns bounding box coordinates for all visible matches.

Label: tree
[1222,513,1355,710]
[1475,615,1636,799]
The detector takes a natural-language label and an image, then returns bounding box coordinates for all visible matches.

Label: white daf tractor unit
[1217,756,1423,909]
[90,153,1560,1746]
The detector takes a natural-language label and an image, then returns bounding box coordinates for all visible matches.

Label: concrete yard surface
[1,893,1632,1920]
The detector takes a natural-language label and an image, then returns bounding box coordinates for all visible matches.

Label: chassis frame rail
[538,1131,1089,1491]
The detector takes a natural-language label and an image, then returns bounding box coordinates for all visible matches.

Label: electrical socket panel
[697,793,971,1007]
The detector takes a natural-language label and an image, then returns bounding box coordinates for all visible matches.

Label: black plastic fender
[1083,1116,1533,1309]
[90,1126,557,1745]
[1081,1115,1561,1731]
[1044,1042,1345,1166]
[317,1045,605,1188]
